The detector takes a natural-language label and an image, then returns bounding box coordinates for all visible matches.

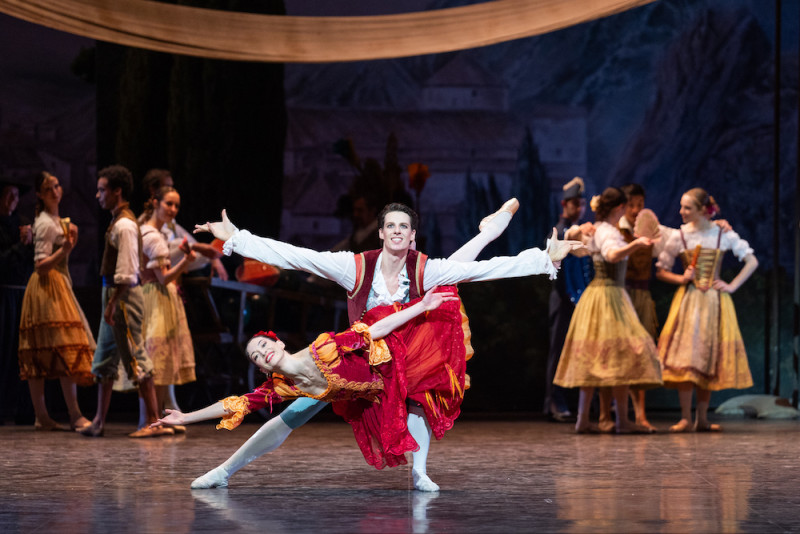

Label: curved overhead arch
[0,0,655,63]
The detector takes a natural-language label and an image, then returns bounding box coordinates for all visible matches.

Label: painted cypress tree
[508,127,552,253]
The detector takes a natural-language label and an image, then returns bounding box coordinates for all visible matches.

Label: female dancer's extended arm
[153,401,228,427]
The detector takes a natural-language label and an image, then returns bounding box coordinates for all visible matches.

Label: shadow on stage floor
[1,415,798,533]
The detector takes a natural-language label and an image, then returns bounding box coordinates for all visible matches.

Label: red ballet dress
[218,290,467,469]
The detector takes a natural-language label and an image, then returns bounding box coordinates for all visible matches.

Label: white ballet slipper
[479,198,519,232]
[190,466,230,489]
[412,469,440,492]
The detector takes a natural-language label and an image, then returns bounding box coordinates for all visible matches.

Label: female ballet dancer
[554,187,662,434]
[129,185,197,437]
[656,188,757,432]
[18,171,95,431]
[156,288,462,472]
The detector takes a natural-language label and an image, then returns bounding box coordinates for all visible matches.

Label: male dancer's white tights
[407,404,438,491]
[191,207,515,491]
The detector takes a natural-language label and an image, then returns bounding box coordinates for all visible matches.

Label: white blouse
[33,212,65,262]
[589,222,627,262]
[141,225,171,271]
[656,224,754,271]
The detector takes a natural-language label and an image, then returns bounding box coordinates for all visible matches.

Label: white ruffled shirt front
[366,253,412,308]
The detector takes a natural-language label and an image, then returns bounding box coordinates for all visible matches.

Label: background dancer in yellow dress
[137,185,197,434]
[555,187,662,434]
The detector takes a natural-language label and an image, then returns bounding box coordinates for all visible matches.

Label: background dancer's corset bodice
[49,242,73,285]
[679,249,724,291]
[592,259,626,287]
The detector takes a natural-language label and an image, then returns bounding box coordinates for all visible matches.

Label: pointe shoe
[169,425,187,434]
[479,198,519,231]
[669,419,693,433]
[78,423,104,437]
[191,467,230,489]
[71,418,93,432]
[638,421,658,433]
[597,420,616,433]
[129,426,175,438]
[575,423,600,434]
[616,422,656,434]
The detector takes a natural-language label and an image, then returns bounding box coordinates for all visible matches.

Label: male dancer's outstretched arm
[197,207,564,291]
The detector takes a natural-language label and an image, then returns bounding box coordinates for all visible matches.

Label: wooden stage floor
[1,415,799,533]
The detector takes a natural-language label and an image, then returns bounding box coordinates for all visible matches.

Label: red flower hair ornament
[254,330,279,342]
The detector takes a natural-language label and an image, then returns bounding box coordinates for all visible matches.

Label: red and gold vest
[346,249,427,323]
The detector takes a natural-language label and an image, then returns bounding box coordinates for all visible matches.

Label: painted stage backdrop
[0,0,797,410]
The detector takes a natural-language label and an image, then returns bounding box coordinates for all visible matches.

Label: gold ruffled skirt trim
[18,270,95,385]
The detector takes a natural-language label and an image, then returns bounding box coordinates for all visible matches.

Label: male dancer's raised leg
[449,198,518,262]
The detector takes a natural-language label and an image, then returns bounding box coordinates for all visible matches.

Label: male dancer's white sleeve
[422,247,557,290]
[223,230,357,290]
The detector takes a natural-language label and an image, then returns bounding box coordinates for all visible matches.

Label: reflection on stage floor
[1,416,798,533]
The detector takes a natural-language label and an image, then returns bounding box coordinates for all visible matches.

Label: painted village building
[281,56,587,255]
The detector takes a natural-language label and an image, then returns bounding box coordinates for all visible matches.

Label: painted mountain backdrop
[284,0,796,267]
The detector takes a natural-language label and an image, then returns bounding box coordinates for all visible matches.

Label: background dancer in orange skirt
[18,171,94,431]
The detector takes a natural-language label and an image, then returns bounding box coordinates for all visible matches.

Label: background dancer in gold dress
[656,188,757,432]
[555,187,662,434]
